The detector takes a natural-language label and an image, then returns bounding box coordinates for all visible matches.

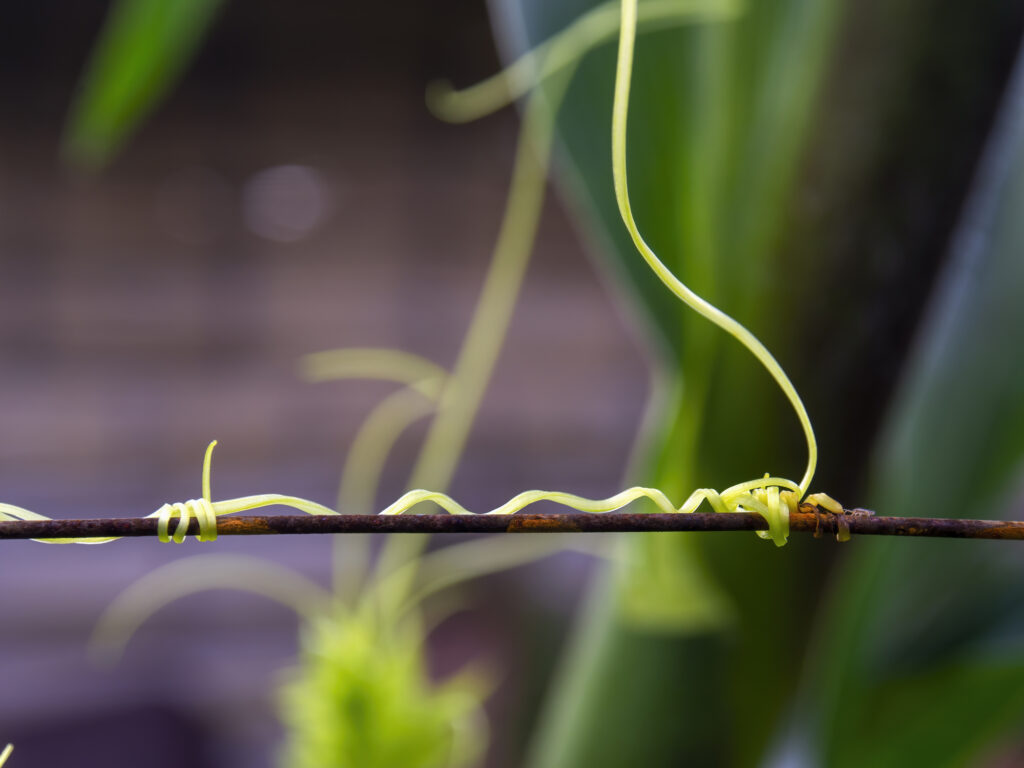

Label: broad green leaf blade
[797,36,1024,767]
[841,661,1024,768]
[63,0,225,169]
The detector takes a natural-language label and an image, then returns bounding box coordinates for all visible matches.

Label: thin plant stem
[426,0,741,124]
[89,553,332,663]
[331,382,442,599]
[373,68,579,608]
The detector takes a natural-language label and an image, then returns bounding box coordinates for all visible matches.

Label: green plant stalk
[332,384,442,598]
[374,0,744,615]
[297,346,451,597]
[302,349,449,397]
[90,554,332,663]
[408,82,574,493]
[427,0,742,125]
[372,69,577,610]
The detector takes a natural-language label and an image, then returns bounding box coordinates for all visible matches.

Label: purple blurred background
[0,2,647,765]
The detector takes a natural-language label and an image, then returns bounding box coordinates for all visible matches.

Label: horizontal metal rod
[3,507,1024,541]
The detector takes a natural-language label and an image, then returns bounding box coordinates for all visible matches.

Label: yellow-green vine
[2,3,841,766]
[0,0,820,549]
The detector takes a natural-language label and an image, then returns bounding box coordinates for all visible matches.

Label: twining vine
[0,0,843,552]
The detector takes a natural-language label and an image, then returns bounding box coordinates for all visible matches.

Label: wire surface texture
[4,509,1024,541]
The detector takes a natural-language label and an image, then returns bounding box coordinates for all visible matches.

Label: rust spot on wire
[507,515,583,533]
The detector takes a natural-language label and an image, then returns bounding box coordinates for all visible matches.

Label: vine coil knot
[153,498,218,543]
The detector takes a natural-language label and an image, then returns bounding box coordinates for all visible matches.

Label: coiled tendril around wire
[377,0,846,547]
[0,0,846,550]
[374,478,842,547]
[0,440,337,545]
[153,500,218,543]
[149,440,220,543]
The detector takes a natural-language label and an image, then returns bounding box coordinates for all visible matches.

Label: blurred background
[0,2,642,766]
[3,1,1024,766]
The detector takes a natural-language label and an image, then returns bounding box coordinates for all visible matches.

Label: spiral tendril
[1,442,845,548]
[153,498,218,543]
[0,441,336,545]
[374,475,843,547]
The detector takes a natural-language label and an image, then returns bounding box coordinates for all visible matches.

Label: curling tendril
[0,440,337,545]
[2,0,846,550]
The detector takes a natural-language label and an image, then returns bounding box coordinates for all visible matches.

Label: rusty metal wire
[2,506,1024,541]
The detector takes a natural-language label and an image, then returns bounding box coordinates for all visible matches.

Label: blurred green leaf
[846,661,1024,768]
[795,37,1024,767]
[63,0,224,169]
[278,610,488,768]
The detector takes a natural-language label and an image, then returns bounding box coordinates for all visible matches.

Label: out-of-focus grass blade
[840,661,1024,768]
[796,36,1024,768]
[63,0,225,169]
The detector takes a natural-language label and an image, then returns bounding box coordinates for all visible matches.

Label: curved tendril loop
[301,347,448,399]
[605,0,819,539]
[90,553,332,664]
[427,0,743,124]
[4,441,338,545]
[145,443,338,544]
[152,440,219,543]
